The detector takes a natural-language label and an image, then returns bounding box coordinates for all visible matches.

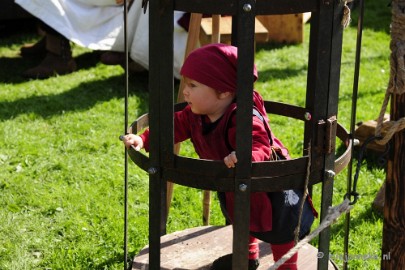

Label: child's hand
[120,134,143,151]
[224,151,237,168]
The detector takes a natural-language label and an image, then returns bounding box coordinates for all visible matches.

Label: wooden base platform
[132,226,337,269]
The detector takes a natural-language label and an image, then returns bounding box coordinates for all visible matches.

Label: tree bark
[381,0,405,267]
[381,93,405,268]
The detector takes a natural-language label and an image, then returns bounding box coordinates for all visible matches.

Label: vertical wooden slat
[201,14,221,226]
[148,0,174,268]
[167,13,204,220]
[232,0,256,269]
[305,2,344,269]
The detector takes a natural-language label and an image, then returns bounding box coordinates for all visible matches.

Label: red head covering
[180,43,258,93]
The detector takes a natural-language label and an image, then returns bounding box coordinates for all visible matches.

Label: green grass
[0,2,393,269]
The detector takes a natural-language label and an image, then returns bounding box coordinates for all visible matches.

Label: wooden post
[171,14,220,226]
[201,15,221,226]
[381,0,405,268]
[167,13,203,217]
[381,92,405,268]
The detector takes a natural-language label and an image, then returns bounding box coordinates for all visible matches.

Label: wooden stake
[201,15,221,225]
[167,13,203,216]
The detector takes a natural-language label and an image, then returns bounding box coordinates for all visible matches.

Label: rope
[375,1,405,145]
[294,142,311,244]
[268,199,353,270]
[341,2,352,28]
[389,1,405,94]
[272,142,351,269]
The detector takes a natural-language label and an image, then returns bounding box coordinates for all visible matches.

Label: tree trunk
[381,93,405,268]
[381,0,405,268]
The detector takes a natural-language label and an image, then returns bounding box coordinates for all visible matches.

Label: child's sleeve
[226,115,272,162]
[173,107,193,144]
[251,117,272,161]
[138,107,193,152]
[139,129,150,152]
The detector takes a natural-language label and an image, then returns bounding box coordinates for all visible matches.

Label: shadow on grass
[0,51,103,84]
[256,42,296,52]
[255,42,308,82]
[359,1,392,34]
[0,18,38,40]
[258,65,306,82]
[0,71,150,121]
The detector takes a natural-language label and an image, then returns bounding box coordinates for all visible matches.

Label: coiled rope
[375,0,405,145]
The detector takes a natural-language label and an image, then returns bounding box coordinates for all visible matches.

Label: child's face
[183,77,230,120]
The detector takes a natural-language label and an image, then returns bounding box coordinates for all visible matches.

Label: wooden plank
[199,17,268,45]
[174,0,318,16]
[256,13,311,44]
[132,226,337,269]
[354,114,390,153]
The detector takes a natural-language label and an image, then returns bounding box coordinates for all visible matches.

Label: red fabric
[139,129,150,151]
[140,100,287,232]
[180,43,258,93]
[142,102,278,163]
[306,193,319,218]
[248,236,259,260]
[140,44,293,233]
[252,90,290,159]
[271,241,298,270]
[174,104,274,232]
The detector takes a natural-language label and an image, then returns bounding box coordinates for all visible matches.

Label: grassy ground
[0,2,392,270]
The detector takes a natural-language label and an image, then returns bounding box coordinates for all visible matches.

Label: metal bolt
[147,167,158,175]
[239,184,248,192]
[304,112,312,121]
[325,170,335,178]
[243,4,252,12]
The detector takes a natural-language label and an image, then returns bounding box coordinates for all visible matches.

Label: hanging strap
[252,107,275,146]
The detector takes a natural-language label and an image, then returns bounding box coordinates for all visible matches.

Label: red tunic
[140,96,289,232]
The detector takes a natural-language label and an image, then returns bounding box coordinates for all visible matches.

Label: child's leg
[249,235,259,260]
[248,235,260,269]
[271,241,297,270]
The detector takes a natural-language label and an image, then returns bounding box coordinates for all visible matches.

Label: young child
[122,43,316,270]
